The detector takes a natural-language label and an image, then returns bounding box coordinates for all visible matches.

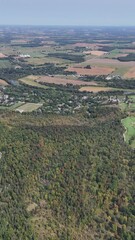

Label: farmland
[19,76,49,89]
[19,75,98,88]
[36,75,97,86]
[123,66,135,79]
[66,66,115,76]
[84,50,107,56]
[0,26,134,240]
[79,86,112,92]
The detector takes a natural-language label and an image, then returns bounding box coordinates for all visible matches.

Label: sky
[0,0,135,26]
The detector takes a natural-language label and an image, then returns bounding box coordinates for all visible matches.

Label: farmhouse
[19,54,31,58]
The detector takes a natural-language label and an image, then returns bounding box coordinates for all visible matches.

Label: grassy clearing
[119,95,135,111]
[119,102,128,111]
[128,95,135,100]
[118,102,135,111]
[122,116,135,148]
[15,103,43,113]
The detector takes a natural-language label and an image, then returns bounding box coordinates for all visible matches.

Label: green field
[122,116,135,148]
[15,102,43,113]
[119,95,135,111]
[103,49,122,58]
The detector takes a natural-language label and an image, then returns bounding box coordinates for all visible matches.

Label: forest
[0,108,134,240]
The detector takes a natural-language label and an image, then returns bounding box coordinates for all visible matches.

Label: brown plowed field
[66,66,114,76]
[85,58,135,67]
[0,79,8,85]
[36,76,97,86]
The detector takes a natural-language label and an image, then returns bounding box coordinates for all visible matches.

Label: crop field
[26,56,70,65]
[79,86,112,92]
[123,66,135,79]
[66,66,115,76]
[84,58,135,67]
[73,43,98,48]
[84,50,107,56]
[19,75,49,89]
[122,116,135,148]
[36,76,97,86]
[103,49,128,59]
[15,103,43,113]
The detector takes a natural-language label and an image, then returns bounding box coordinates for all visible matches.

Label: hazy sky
[0,0,135,26]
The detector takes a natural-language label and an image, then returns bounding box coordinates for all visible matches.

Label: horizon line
[0,24,135,27]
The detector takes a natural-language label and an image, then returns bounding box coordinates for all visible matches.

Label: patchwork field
[76,57,135,77]
[66,66,115,76]
[15,103,43,113]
